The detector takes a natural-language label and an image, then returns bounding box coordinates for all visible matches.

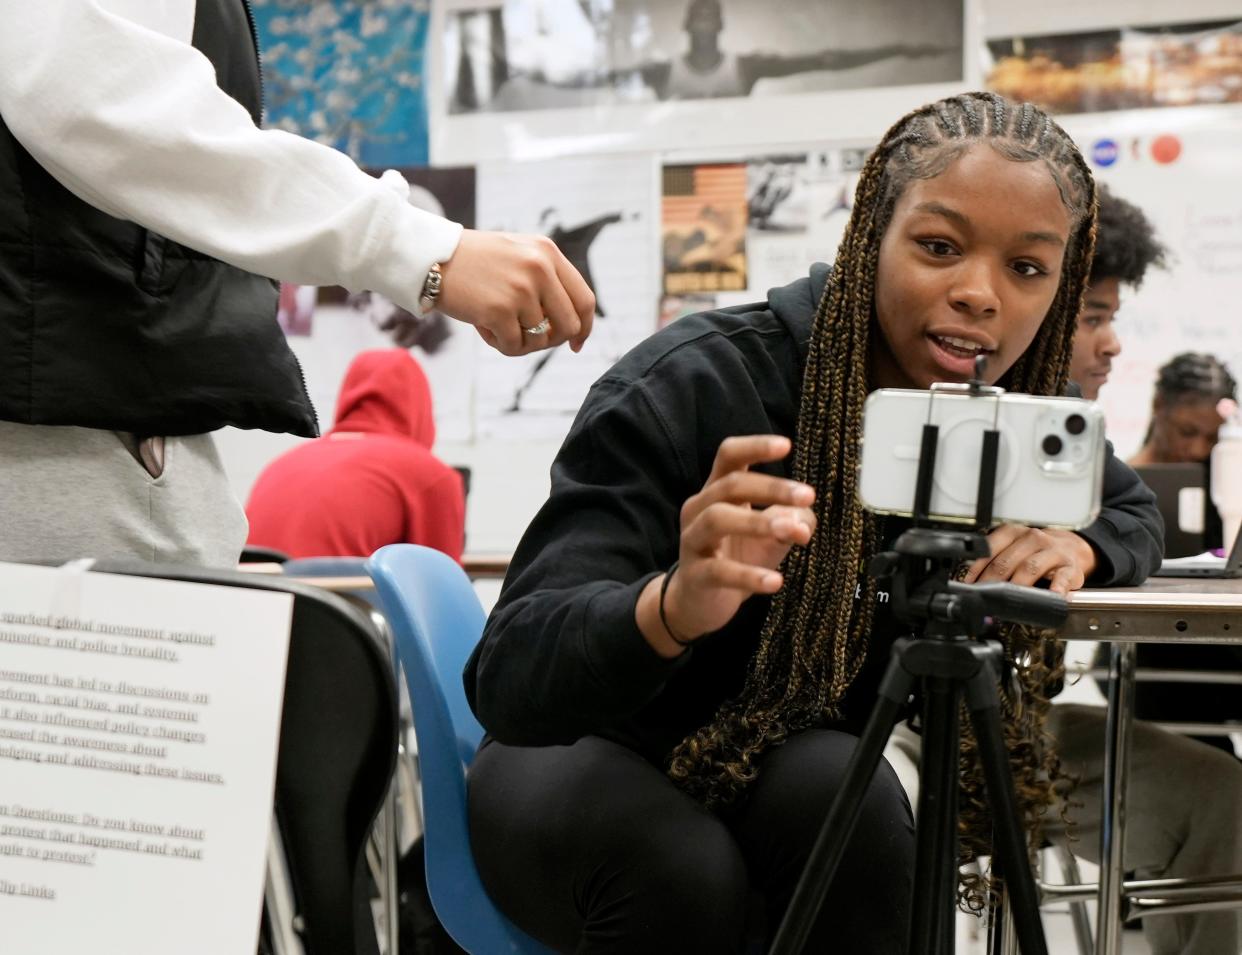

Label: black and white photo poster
[431,0,976,162]
[473,153,658,441]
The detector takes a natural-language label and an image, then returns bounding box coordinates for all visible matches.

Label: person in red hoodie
[246,349,465,560]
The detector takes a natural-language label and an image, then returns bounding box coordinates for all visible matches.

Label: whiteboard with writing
[1061,107,1242,458]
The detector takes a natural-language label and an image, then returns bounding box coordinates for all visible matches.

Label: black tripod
[769,377,1068,955]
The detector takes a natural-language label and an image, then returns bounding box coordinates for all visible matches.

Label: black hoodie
[465,264,1164,764]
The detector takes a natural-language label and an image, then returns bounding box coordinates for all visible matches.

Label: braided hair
[1141,352,1238,449]
[1153,352,1237,407]
[667,91,1098,904]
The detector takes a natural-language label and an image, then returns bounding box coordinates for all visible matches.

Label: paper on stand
[0,562,292,954]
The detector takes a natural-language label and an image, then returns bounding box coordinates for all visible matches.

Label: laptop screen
[1133,463,1210,559]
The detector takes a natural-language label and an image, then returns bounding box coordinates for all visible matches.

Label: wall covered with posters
[1059,109,1242,457]
[250,0,432,167]
[217,0,1242,555]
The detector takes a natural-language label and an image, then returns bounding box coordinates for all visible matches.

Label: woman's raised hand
[637,435,816,657]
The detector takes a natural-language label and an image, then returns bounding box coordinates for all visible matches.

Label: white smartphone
[857,386,1107,530]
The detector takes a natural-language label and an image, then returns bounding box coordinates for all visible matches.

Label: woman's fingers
[682,503,809,555]
[689,469,815,514]
[1046,564,1083,595]
[536,260,582,350]
[962,523,1025,583]
[684,504,770,553]
[677,554,785,596]
[705,435,793,485]
[680,435,811,526]
[663,434,813,641]
[549,246,596,352]
[974,532,1046,585]
[964,524,1087,593]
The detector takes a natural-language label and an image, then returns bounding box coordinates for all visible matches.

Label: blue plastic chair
[367,544,553,955]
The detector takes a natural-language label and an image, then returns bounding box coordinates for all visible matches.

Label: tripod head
[869,528,1068,638]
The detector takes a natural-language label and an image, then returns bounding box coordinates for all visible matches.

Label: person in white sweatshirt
[0,0,595,566]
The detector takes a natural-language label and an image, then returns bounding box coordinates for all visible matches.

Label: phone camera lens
[1042,434,1064,456]
[1065,413,1086,435]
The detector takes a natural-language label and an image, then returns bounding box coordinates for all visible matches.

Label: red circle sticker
[1151,135,1182,164]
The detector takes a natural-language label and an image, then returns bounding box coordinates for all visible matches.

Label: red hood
[331,349,436,447]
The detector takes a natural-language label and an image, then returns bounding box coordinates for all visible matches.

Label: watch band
[418,262,443,312]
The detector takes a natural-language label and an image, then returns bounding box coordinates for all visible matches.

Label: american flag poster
[661,163,749,294]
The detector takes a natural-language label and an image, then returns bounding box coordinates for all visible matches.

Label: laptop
[1153,521,1242,578]
[1134,461,1230,555]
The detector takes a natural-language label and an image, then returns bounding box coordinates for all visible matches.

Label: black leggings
[468,730,915,954]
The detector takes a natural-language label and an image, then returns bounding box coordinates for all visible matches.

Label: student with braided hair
[1127,352,1241,757]
[1130,352,1238,467]
[465,92,1163,952]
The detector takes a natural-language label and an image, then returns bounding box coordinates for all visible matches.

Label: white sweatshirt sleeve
[0,0,461,313]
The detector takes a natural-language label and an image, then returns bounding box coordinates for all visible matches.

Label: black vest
[0,0,318,437]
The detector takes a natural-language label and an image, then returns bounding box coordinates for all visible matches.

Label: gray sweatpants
[1046,703,1242,955]
[0,421,247,567]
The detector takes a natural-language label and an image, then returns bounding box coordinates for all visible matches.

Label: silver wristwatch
[418,262,443,312]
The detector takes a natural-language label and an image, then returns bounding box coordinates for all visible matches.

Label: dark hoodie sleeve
[463,290,808,748]
[1076,441,1164,586]
[464,377,694,746]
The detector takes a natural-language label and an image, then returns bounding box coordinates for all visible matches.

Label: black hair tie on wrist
[659,560,694,647]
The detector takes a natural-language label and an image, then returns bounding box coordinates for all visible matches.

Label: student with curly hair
[465,92,1163,952]
[1068,184,1169,400]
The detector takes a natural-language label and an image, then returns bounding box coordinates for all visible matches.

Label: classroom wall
[218,0,1242,558]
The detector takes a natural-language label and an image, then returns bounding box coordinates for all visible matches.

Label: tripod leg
[965,664,1048,955]
[768,649,916,955]
[910,677,962,955]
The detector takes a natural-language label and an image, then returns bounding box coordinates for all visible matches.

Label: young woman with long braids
[466,91,1163,952]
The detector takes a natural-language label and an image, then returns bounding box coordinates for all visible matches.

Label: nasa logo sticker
[1091,139,1119,167]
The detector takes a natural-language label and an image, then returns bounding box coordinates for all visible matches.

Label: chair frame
[97,560,398,955]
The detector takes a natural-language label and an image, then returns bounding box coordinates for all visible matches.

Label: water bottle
[1210,398,1242,554]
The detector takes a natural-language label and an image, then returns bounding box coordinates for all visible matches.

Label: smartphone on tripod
[858,387,1106,530]
[774,383,1077,955]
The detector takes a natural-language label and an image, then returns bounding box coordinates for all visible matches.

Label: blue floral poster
[249,0,430,167]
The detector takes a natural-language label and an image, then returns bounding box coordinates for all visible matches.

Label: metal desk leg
[382,784,400,955]
[987,882,1019,955]
[1052,843,1094,954]
[264,815,306,955]
[1096,642,1136,955]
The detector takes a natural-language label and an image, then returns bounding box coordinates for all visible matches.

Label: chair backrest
[100,561,397,955]
[367,544,552,955]
[239,545,292,564]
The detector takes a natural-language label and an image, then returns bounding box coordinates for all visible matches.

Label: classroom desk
[269,552,512,590]
[1059,578,1242,955]
[285,563,1241,953]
